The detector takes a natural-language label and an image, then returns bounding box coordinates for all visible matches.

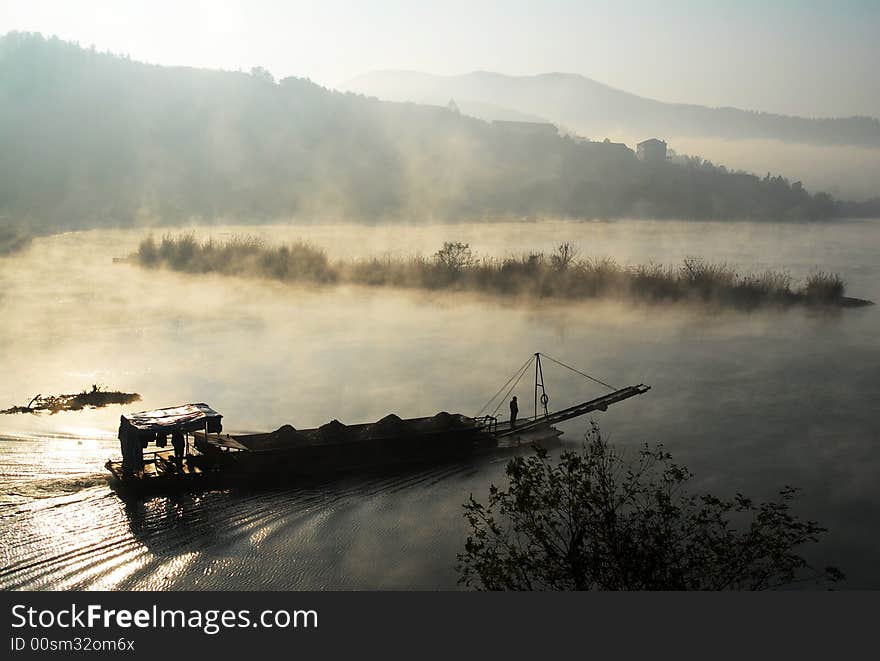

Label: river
[1,218,878,589]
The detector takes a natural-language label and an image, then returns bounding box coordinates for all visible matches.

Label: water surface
[1,219,878,589]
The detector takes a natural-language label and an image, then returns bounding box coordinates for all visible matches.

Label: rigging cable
[474,355,535,418]
[490,360,533,420]
[539,352,619,392]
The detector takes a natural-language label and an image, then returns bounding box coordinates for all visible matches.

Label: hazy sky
[2,0,878,118]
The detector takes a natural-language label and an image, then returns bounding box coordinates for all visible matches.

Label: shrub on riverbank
[457,423,844,590]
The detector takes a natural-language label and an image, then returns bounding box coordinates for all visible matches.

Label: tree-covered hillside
[0,33,873,236]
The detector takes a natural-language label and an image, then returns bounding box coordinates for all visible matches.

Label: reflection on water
[0,219,878,589]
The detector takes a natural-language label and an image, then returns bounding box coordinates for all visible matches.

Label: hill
[0,33,874,238]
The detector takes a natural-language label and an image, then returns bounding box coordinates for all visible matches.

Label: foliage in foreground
[457,423,843,590]
[136,234,853,308]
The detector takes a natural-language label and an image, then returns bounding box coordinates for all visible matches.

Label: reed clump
[135,235,853,309]
[803,271,846,302]
[138,233,336,282]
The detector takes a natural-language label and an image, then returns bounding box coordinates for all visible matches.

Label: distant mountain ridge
[345,70,880,148]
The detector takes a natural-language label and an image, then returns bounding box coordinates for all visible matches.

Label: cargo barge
[105,353,650,498]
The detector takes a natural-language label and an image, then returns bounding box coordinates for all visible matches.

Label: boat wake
[0,458,487,590]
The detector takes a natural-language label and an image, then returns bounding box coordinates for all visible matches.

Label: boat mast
[534,352,549,419]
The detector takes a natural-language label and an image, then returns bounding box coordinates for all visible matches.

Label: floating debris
[0,385,141,415]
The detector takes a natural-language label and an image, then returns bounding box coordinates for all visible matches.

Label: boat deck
[106,449,206,480]
[192,432,248,451]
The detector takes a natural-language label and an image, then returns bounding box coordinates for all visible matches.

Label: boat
[105,353,650,497]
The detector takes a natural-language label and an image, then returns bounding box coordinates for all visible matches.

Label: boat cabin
[117,403,222,477]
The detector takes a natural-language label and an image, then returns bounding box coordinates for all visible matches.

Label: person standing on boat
[510,396,518,428]
[171,429,185,465]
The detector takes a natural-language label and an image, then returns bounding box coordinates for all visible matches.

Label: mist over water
[1,219,879,589]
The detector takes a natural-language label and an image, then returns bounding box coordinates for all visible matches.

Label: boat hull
[106,426,492,498]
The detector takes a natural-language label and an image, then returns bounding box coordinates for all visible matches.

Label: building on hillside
[602,137,635,157]
[636,138,667,164]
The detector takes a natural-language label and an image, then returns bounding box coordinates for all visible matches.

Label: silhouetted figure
[510,396,518,428]
[171,429,185,465]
